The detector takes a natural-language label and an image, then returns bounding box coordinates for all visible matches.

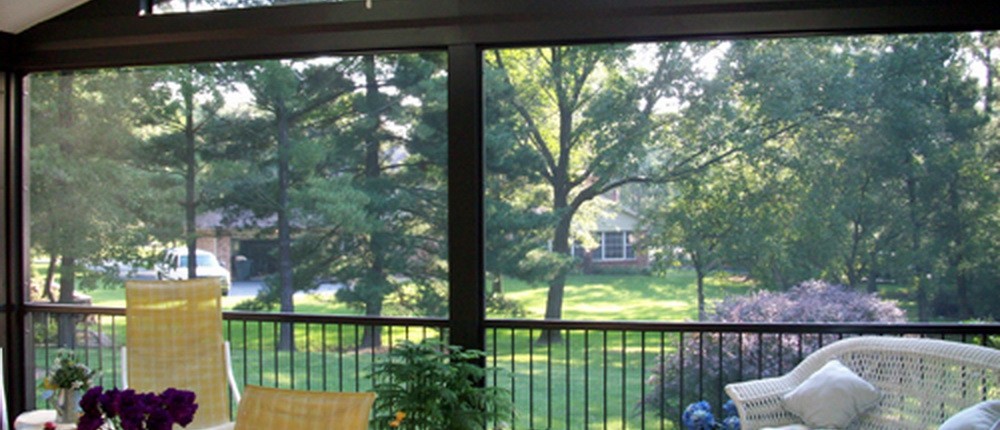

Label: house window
[590,231,634,261]
[602,232,625,260]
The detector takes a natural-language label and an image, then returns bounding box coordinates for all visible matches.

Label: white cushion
[939,400,1000,430]
[782,359,880,429]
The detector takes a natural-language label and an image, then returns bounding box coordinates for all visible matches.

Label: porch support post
[447,44,486,358]
[3,68,31,420]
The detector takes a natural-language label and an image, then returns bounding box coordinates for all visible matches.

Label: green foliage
[370,340,514,430]
[40,349,100,390]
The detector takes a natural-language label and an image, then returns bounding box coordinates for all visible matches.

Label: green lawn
[497,271,754,321]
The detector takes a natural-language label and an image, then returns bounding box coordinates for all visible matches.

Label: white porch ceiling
[0,0,91,34]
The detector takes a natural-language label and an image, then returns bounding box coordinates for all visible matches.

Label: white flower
[71,381,83,389]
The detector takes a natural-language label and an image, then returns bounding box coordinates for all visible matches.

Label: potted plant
[76,386,198,430]
[39,350,99,424]
[370,339,513,430]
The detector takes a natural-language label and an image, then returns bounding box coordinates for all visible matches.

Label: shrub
[370,339,514,430]
[642,280,906,421]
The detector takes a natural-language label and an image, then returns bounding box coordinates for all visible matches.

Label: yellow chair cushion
[126,278,230,428]
[234,385,376,430]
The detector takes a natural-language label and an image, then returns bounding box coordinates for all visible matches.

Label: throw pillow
[939,400,1000,430]
[782,359,880,429]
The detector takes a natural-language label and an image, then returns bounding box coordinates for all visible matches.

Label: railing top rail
[485,318,1000,335]
[23,303,449,327]
[21,303,1000,334]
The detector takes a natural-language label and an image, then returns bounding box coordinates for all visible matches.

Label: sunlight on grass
[502,270,754,321]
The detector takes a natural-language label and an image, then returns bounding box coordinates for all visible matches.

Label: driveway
[228,281,342,298]
[105,262,341,298]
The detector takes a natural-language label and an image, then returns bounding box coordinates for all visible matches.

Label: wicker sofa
[725,336,1000,430]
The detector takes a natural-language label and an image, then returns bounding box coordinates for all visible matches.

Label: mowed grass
[498,271,754,321]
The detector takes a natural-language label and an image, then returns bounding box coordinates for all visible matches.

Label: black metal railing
[23,304,1000,429]
[486,320,1000,429]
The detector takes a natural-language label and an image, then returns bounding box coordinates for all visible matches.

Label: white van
[156,248,232,295]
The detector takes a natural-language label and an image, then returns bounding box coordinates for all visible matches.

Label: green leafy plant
[370,339,513,430]
[40,349,99,392]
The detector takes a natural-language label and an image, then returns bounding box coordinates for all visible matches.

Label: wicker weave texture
[725,336,1000,430]
[233,385,375,430]
[126,278,231,429]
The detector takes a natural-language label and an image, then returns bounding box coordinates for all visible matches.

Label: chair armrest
[224,342,241,404]
[121,346,129,388]
[725,375,802,430]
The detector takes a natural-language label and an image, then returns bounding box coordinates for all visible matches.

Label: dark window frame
[3,0,1000,417]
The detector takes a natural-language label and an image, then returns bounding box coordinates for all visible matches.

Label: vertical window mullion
[447,44,486,356]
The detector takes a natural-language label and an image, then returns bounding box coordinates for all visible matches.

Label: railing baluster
[547,329,553,430]
[241,321,247,390]
[529,328,535,428]
[679,331,685,422]
[717,331,723,412]
[584,329,590,430]
[110,314,117,387]
[603,330,608,430]
[698,330,704,401]
[510,328,516,430]
[273,322,279,388]
[660,331,666,430]
[565,329,571,429]
[354,324,360,392]
[322,323,327,391]
[620,330,626,429]
[305,323,311,390]
[757,332,763,379]
[640,331,646,429]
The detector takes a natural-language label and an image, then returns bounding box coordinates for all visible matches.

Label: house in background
[570,192,649,273]
[195,211,279,281]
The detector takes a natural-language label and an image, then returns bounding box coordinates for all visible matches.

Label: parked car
[156,248,231,295]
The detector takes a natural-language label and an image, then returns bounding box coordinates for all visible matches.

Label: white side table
[13,410,75,430]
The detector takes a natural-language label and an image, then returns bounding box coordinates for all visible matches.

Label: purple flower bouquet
[77,386,198,430]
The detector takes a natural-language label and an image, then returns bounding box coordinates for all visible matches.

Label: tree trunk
[360,300,383,350]
[539,207,572,345]
[694,258,706,322]
[948,178,971,319]
[846,219,863,288]
[866,247,880,294]
[43,254,58,302]
[183,69,199,280]
[491,273,504,295]
[360,55,386,349]
[906,176,928,322]
[57,256,77,348]
[276,104,295,351]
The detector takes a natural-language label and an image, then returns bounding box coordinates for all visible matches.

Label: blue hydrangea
[682,400,740,430]
[722,399,738,418]
[721,415,741,430]
[682,401,716,430]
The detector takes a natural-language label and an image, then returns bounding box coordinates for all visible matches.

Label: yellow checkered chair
[233,385,375,430]
[123,278,241,430]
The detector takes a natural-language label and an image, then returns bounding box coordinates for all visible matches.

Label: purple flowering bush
[643,280,906,422]
[77,386,198,430]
